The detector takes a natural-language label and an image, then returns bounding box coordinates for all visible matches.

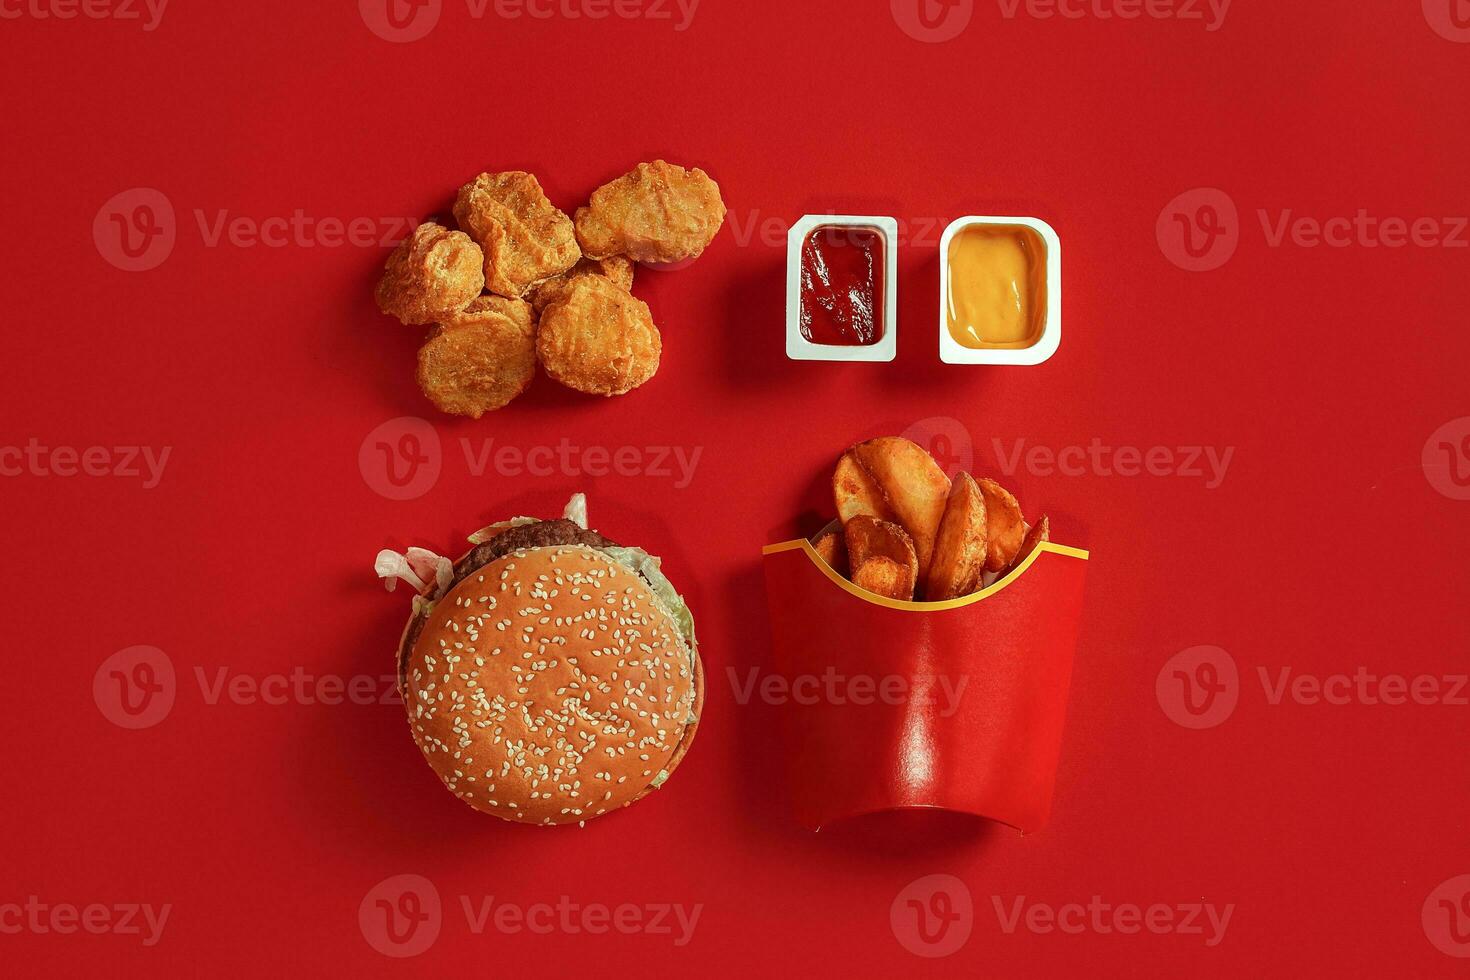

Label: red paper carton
[761,532,1089,833]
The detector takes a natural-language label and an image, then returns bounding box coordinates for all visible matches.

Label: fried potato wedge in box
[844,517,917,600]
[852,437,952,580]
[1003,515,1050,576]
[926,473,989,601]
[833,451,894,526]
[416,311,535,418]
[453,171,581,298]
[811,526,848,578]
[977,477,1026,572]
[575,161,727,265]
[527,255,636,313]
[537,275,661,397]
[376,222,485,326]
[852,557,916,602]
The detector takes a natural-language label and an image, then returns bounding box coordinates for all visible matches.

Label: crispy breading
[536,276,661,397]
[453,171,580,298]
[375,222,484,326]
[527,255,636,313]
[574,161,726,265]
[416,311,535,418]
[448,294,536,334]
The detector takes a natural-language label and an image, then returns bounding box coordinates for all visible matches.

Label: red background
[2,0,1467,975]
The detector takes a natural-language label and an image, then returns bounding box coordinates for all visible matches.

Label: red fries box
[761,532,1090,833]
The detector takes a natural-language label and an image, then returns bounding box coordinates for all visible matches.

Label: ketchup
[799,226,883,346]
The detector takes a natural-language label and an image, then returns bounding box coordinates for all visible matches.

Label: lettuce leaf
[599,546,699,660]
[563,493,588,529]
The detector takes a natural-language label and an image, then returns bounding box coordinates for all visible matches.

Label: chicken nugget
[416,311,535,418]
[575,161,726,265]
[375,222,484,326]
[527,255,636,313]
[537,276,661,397]
[448,294,536,334]
[453,171,581,298]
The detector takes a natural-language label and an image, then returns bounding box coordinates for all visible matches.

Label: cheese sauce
[945,224,1047,350]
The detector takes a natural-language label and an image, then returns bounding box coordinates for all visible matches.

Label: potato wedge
[977,478,1026,572]
[811,526,849,578]
[852,437,951,580]
[833,451,894,525]
[1002,515,1050,575]
[845,517,918,600]
[925,473,989,601]
[845,516,915,568]
[852,558,916,602]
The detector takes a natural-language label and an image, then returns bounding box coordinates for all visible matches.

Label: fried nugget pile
[374,163,726,417]
[815,437,1051,603]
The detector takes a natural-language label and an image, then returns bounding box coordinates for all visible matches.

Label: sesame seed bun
[402,544,702,826]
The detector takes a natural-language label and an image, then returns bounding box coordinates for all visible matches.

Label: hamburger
[375,495,703,826]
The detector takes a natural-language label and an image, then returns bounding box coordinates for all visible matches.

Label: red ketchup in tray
[799,226,884,346]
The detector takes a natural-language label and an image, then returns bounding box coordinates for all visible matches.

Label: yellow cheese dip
[945,224,1047,350]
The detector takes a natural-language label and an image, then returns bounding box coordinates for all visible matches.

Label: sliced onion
[377,547,453,598]
[375,550,426,594]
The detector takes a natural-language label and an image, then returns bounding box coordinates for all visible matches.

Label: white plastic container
[939,215,1061,366]
[786,214,898,363]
